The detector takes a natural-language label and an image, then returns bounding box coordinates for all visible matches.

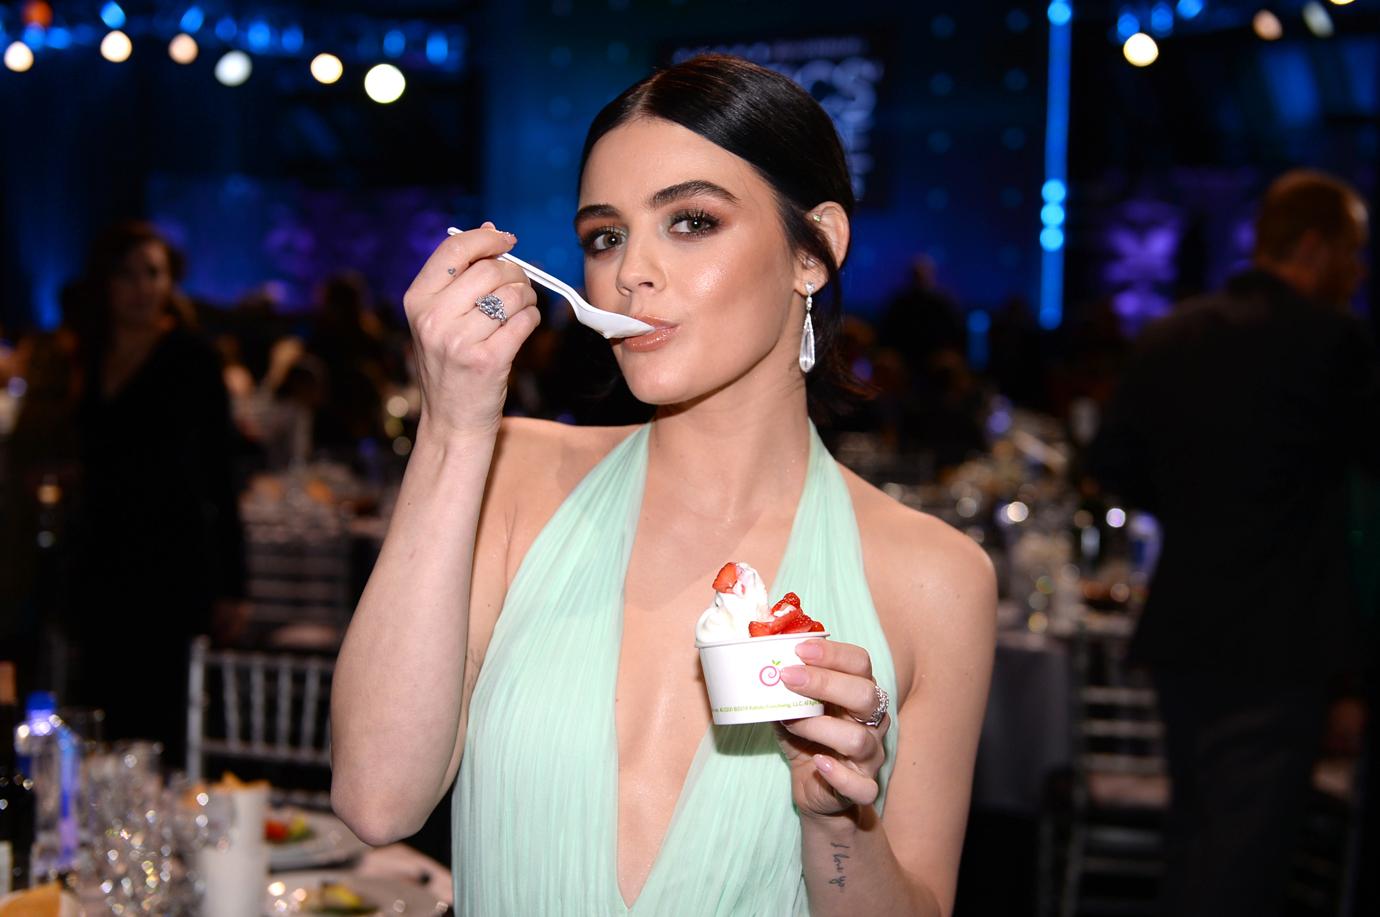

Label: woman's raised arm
[330,224,538,845]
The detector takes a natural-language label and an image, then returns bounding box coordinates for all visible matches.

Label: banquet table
[350,843,453,904]
[972,626,1074,815]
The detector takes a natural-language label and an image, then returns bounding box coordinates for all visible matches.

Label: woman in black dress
[68,222,244,764]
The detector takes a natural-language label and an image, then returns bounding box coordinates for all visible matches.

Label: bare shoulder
[490,417,634,493]
[486,418,641,559]
[467,418,640,666]
[839,464,997,697]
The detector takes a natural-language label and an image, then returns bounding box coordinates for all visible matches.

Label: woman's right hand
[403,222,539,442]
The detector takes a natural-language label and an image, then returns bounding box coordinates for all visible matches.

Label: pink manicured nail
[779,666,807,687]
[813,754,834,774]
[794,641,822,662]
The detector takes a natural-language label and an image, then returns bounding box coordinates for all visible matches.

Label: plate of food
[266,809,370,871]
[265,871,448,916]
[0,883,82,917]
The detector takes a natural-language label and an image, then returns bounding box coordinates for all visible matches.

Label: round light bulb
[364,63,405,104]
[100,29,132,63]
[1123,32,1159,66]
[1253,9,1284,40]
[214,49,252,86]
[4,41,35,72]
[310,52,343,84]
[168,32,198,64]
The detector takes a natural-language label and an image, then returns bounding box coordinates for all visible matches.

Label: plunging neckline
[611,424,816,913]
[453,418,899,916]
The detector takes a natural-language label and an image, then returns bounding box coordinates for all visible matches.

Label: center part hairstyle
[578,53,869,419]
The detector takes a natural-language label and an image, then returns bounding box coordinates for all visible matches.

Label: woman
[69,222,245,762]
[331,56,995,915]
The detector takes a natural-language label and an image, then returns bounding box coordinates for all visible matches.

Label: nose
[614,233,664,300]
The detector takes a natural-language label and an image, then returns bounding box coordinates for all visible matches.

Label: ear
[795,202,851,297]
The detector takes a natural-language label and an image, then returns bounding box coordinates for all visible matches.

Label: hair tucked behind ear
[579,53,871,422]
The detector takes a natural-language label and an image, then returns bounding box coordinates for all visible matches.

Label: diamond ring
[475,293,507,324]
[852,684,889,728]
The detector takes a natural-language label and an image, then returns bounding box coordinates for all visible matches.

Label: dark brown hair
[1254,169,1365,261]
[69,221,192,364]
[578,54,870,420]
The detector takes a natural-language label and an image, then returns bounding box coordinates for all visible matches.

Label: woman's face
[109,240,173,330]
[577,117,805,408]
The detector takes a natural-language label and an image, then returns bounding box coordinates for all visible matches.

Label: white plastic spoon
[446,228,654,339]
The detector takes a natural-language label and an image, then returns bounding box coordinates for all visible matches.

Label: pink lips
[618,317,678,352]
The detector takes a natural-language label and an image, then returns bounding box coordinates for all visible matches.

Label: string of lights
[1109,0,1357,69]
[1,0,468,102]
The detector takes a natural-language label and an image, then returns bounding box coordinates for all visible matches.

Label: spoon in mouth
[446,228,654,339]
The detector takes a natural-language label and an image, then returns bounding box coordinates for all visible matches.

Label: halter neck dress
[453,423,899,915]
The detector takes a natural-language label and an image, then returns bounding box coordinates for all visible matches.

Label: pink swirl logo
[759,660,782,687]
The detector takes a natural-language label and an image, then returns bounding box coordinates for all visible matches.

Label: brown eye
[584,228,625,253]
[669,212,718,236]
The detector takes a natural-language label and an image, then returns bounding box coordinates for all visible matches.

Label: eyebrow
[573,179,740,227]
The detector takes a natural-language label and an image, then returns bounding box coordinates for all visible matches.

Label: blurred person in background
[876,257,986,472]
[308,270,388,451]
[66,220,246,764]
[1089,170,1379,917]
[987,294,1048,411]
[878,254,964,364]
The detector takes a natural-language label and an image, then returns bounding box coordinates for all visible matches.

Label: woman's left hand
[774,638,890,819]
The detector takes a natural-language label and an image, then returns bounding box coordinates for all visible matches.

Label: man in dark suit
[1090,170,1379,917]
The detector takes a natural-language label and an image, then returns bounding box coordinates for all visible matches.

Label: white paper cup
[696,631,829,725]
[195,783,269,917]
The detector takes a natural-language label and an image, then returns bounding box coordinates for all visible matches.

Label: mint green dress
[453,423,899,915]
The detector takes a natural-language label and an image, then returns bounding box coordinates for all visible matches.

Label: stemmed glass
[78,742,234,915]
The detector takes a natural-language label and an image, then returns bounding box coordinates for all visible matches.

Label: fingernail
[794,641,822,662]
[813,754,834,774]
[481,220,495,229]
[779,666,807,687]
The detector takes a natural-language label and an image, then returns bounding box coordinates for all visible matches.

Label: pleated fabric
[454,423,898,916]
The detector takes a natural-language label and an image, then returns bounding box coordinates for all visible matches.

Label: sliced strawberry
[771,592,802,614]
[265,820,288,842]
[778,612,825,635]
[770,607,809,634]
[712,562,738,593]
[748,620,774,638]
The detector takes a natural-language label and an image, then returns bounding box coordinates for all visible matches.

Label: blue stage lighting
[383,29,405,58]
[100,2,126,30]
[1041,2,1072,328]
[245,20,271,52]
[180,7,204,33]
[426,32,448,64]
[1116,11,1140,40]
[281,24,303,53]
[215,16,236,42]
[1150,3,1175,35]
[1177,0,1203,19]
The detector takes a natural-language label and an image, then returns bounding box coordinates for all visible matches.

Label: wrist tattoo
[828,842,850,891]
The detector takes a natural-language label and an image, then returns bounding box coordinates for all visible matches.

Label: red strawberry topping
[750,592,826,637]
[712,562,738,593]
[771,593,802,614]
